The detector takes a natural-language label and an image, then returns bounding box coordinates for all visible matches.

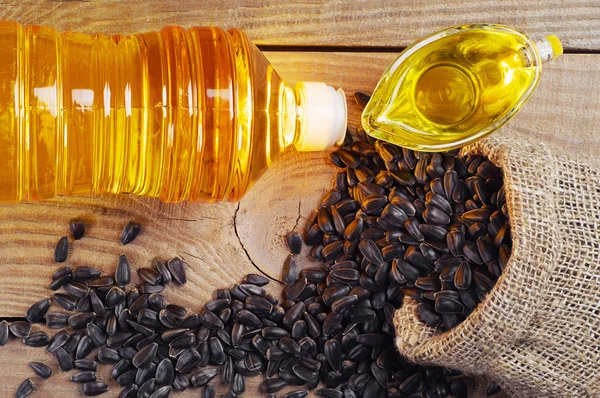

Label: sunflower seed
[85,323,106,347]
[324,339,342,371]
[104,287,125,309]
[418,224,448,242]
[133,342,158,369]
[15,378,35,398]
[189,368,219,388]
[462,241,484,265]
[435,296,464,314]
[247,297,273,318]
[72,334,93,360]
[191,311,221,332]
[283,302,305,327]
[88,290,107,318]
[110,254,131,286]
[111,358,132,380]
[72,359,97,372]
[118,385,138,398]
[152,258,171,285]
[292,364,319,382]
[331,295,358,313]
[423,206,450,225]
[169,331,195,350]
[45,330,70,353]
[45,313,69,329]
[71,266,101,282]
[415,276,441,291]
[329,268,360,284]
[64,281,89,299]
[154,357,174,386]
[283,390,309,398]
[9,321,31,338]
[71,371,97,383]
[138,308,160,328]
[261,377,288,393]
[50,293,76,311]
[454,262,472,290]
[477,235,498,265]
[175,348,200,374]
[54,346,73,371]
[358,239,384,266]
[137,378,156,398]
[148,385,171,398]
[167,257,187,285]
[120,221,141,245]
[95,346,120,364]
[27,361,52,380]
[323,312,343,336]
[25,298,51,323]
[82,381,108,396]
[140,282,165,294]
[167,372,188,392]
[48,273,69,290]
[136,267,161,285]
[54,236,69,262]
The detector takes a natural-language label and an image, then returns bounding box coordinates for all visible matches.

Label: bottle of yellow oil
[0,21,347,204]
[362,24,562,151]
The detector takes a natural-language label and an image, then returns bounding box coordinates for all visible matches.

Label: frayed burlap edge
[393,136,561,397]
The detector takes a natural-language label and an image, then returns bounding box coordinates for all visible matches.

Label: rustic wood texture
[0,0,599,50]
[0,1,598,397]
[0,51,596,397]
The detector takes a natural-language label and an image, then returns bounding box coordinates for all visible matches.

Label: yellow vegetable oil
[362,24,562,151]
[0,21,347,204]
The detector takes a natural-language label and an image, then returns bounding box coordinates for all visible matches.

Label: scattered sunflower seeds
[70,219,86,240]
[120,221,141,245]
[25,298,51,323]
[28,362,52,379]
[54,236,69,262]
[82,381,108,396]
[15,378,35,398]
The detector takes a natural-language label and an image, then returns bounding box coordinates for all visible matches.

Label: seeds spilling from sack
[301,93,512,333]
[4,94,509,397]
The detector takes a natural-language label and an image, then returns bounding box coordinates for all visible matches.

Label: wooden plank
[0,195,268,316]
[1,0,599,50]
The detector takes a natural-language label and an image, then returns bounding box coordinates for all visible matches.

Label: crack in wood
[179,251,203,261]
[0,316,27,322]
[159,216,220,222]
[233,202,282,284]
[291,198,303,232]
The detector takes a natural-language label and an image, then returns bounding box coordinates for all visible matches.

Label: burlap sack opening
[393,135,600,397]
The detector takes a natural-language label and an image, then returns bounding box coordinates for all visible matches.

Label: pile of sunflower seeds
[7,93,509,398]
[316,94,512,332]
[9,219,476,398]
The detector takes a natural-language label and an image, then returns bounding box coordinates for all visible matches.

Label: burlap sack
[393,135,600,397]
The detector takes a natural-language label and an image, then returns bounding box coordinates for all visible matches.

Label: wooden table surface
[1,1,600,397]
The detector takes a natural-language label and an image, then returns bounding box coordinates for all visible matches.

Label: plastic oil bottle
[0,21,347,204]
[361,24,563,151]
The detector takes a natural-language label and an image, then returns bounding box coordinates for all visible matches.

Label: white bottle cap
[535,35,563,63]
[295,82,347,152]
